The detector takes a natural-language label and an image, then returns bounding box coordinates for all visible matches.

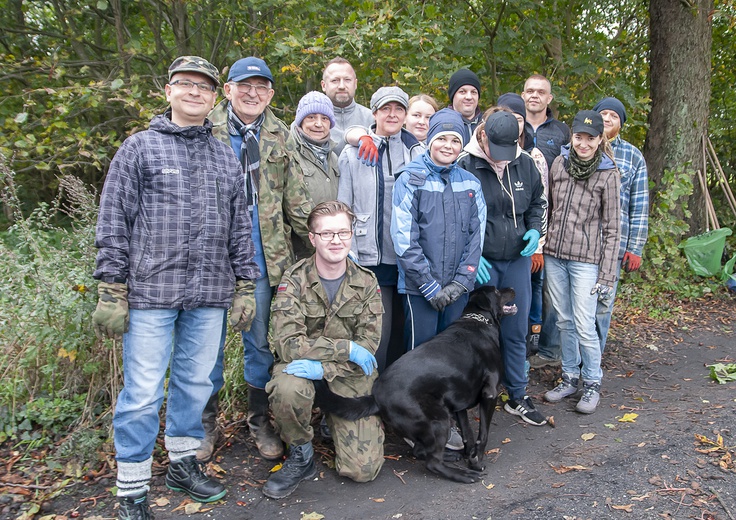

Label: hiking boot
[575,382,601,414]
[248,386,284,460]
[262,442,317,499]
[504,396,547,426]
[544,373,580,403]
[118,492,154,520]
[528,353,561,369]
[165,455,226,502]
[446,425,464,451]
[196,394,221,462]
[319,415,332,440]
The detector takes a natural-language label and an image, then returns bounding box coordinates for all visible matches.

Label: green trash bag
[678,228,732,277]
[723,252,736,283]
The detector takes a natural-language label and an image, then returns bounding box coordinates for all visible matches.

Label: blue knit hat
[295,91,335,128]
[497,93,526,121]
[426,108,465,147]
[593,97,627,126]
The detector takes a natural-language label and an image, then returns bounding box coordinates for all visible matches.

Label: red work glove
[622,251,642,272]
[357,135,379,166]
[530,253,544,273]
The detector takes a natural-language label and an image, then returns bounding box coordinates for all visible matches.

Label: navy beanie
[497,93,526,121]
[448,69,481,103]
[426,108,466,147]
[593,97,627,126]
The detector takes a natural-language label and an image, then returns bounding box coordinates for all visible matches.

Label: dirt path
[9,297,736,520]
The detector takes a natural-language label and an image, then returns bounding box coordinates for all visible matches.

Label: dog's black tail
[313,379,380,421]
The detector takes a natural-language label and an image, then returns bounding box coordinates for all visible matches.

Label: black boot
[247,386,284,460]
[165,455,226,502]
[118,492,154,520]
[196,393,220,462]
[261,442,317,499]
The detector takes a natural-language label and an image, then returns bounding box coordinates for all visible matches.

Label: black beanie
[448,69,481,103]
[497,93,527,121]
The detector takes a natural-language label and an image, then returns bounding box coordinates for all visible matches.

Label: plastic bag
[678,228,732,277]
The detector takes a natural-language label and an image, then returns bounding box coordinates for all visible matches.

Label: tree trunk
[644,0,713,234]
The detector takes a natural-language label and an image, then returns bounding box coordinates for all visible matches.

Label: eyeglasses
[170,79,216,93]
[232,82,271,96]
[310,230,353,241]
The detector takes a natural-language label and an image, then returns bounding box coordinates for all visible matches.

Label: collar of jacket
[154,109,213,138]
[289,120,337,152]
[333,99,359,115]
[303,256,369,302]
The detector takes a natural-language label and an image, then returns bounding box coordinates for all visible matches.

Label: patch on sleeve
[376,286,382,294]
[277,282,289,293]
[468,192,474,198]
[467,265,476,272]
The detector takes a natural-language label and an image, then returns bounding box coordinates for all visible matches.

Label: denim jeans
[114,307,225,463]
[529,269,543,325]
[478,255,532,401]
[537,272,561,360]
[595,264,621,354]
[544,255,602,383]
[402,292,469,352]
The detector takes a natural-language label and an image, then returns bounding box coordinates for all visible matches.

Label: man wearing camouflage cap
[92,56,259,519]
[204,57,313,463]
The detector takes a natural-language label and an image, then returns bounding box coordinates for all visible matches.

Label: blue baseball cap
[228,57,274,84]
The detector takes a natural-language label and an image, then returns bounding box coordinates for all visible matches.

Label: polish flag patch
[277,282,288,293]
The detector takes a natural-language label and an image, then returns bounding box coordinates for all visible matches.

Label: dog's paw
[467,455,485,472]
[443,449,463,462]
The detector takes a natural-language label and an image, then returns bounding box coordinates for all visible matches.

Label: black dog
[315,285,516,483]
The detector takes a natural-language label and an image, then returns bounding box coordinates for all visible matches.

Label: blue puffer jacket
[94,112,259,309]
[391,151,486,296]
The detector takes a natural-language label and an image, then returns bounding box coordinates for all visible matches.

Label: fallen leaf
[548,415,555,428]
[154,497,170,506]
[171,499,194,513]
[551,482,565,488]
[210,463,226,474]
[550,464,589,474]
[632,492,651,501]
[618,413,639,423]
[481,480,494,489]
[502,438,511,444]
[370,498,385,503]
[604,423,616,429]
[184,502,202,514]
[485,448,500,455]
[301,513,325,520]
[611,504,634,512]
[637,442,646,447]
[581,433,596,441]
[269,463,283,473]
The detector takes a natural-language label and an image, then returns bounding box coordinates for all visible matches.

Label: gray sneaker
[544,374,579,403]
[575,382,601,414]
[446,425,464,451]
[528,353,561,369]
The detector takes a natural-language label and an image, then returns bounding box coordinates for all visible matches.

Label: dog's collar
[461,312,490,325]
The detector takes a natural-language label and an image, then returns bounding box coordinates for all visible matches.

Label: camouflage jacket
[210,101,314,286]
[269,256,384,382]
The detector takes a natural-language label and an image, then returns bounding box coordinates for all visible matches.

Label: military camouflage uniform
[210,101,313,286]
[266,257,385,482]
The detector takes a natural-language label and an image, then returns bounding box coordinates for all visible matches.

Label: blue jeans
[538,274,561,359]
[595,264,621,354]
[544,255,602,383]
[403,292,469,351]
[478,255,531,401]
[529,269,543,326]
[114,307,225,463]
[210,275,274,392]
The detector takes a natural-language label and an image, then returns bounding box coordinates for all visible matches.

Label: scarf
[568,146,602,181]
[227,103,264,208]
[297,127,331,171]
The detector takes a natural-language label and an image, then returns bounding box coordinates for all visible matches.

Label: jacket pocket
[457,194,473,233]
[354,213,371,237]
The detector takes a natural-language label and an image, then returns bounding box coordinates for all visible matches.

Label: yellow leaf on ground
[502,438,511,444]
[550,464,590,474]
[270,463,283,473]
[154,497,170,506]
[210,463,226,474]
[370,498,385,502]
[482,480,494,489]
[618,413,638,423]
[184,502,202,514]
[301,513,325,520]
[581,433,596,441]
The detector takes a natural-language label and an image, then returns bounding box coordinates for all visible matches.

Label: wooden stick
[700,137,720,229]
[706,137,736,218]
[705,148,736,216]
[696,167,713,231]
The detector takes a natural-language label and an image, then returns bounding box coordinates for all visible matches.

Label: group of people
[91,53,648,519]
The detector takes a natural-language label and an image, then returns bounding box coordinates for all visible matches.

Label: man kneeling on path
[263,200,385,499]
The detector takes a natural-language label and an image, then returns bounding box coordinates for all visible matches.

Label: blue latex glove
[283,359,324,380]
[520,229,541,257]
[590,283,613,302]
[349,341,377,376]
[475,257,492,285]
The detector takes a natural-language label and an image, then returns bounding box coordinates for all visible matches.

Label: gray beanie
[295,91,336,128]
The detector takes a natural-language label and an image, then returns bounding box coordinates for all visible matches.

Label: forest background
[0,0,734,471]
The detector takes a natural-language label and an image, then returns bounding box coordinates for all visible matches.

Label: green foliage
[707,363,736,384]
